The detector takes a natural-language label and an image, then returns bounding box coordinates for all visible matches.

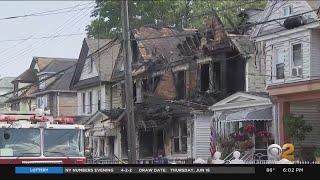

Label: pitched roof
[306,0,320,17]
[13,68,38,83]
[132,26,198,62]
[84,38,112,54]
[40,58,77,73]
[71,38,120,89]
[45,65,76,91]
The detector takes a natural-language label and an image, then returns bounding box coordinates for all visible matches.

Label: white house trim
[209,92,272,111]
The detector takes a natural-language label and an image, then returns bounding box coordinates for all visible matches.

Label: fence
[88,157,192,164]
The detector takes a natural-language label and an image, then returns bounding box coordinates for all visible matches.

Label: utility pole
[121,0,137,164]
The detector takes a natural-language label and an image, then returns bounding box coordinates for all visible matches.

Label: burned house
[111,14,254,160]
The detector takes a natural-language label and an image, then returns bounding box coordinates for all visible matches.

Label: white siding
[77,85,109,116]
[310,29,320,79]
[112,85,122,108]
[77,92,82,115]
[193,115,211,159]
[79,57,99,80]
[264,30,311,86]
[260,1,317,34]
[290,102,320,147]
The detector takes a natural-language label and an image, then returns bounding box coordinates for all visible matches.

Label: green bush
[314,148,320,157]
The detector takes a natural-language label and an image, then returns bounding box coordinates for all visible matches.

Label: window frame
[272,46,285,82]
[172,121,188,154]
[290,42,303,78]
[88,91,93,114]
[82,92,86,114]
[282,5,293,17]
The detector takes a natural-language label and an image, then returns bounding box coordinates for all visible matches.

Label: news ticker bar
[15,166,255,174]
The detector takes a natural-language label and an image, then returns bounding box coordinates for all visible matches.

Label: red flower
[256,131,272,138]
[243,124,255,134]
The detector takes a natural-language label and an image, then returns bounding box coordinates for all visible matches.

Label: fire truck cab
[0,111,86,164]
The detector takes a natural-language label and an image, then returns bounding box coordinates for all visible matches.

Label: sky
[0,1,95,77]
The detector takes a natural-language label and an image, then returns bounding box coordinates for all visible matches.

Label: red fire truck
[0,111,86,164]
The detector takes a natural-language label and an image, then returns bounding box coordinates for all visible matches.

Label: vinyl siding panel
[193,115,211,159]
[310,29,320,80]
[290,102,320,148]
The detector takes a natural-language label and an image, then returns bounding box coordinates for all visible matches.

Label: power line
[0,5,94,68]
[0,33,87,43]
[0,2,94,21]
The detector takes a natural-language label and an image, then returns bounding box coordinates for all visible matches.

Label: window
[172,121,187,154]
[283,5,293,17]
[98,90,101,110]
[292,43,303,77]
[274,48,285,80]
[37,97,42,108]
[88,57,93,73]
[39,75,47,90]
[175,71,186,99]
[89,91,92,114]
[82,93,86,113]
[200,63,210,91]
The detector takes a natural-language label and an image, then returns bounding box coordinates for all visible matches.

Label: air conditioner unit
[292,67,302,77]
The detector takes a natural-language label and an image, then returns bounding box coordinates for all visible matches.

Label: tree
[284,114,312,145]
[86,0,267,39]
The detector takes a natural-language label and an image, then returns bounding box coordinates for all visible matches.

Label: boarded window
[176,71,186,99]
[200,63,210,91]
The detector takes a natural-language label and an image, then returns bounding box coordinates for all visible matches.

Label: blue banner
[15,167,64,174]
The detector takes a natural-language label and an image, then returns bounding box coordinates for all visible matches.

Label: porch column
[278,101,290,145]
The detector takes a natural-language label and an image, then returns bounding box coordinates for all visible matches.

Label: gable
[255,1,319,37]
[210,92,271,111]
[79,56,99,81]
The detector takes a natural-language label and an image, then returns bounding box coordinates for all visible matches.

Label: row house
[110,11,262,160]
[254,0,320,159]
[7,57,78,117]
[70,38,123,160]
[207,10,276,158]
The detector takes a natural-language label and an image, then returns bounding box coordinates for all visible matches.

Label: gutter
[30,90,77,97]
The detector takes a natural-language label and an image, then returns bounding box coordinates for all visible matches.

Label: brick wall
[154,71,176,100]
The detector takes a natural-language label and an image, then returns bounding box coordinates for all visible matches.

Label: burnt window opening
[177,44,187,56]
[133,81,137,102]
[213,62,221,91]
[131,35,139,63]
[206,29,214,42]
[142,76,161,93]
[200,63,210,92]
[186,37,197,50]
[175,71,186,100]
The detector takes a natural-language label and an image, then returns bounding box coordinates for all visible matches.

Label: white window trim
[289,41,303,79]
[272,45,285,84]
[282,5,293,17]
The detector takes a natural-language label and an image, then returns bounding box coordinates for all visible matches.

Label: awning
[220,107,273,122]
